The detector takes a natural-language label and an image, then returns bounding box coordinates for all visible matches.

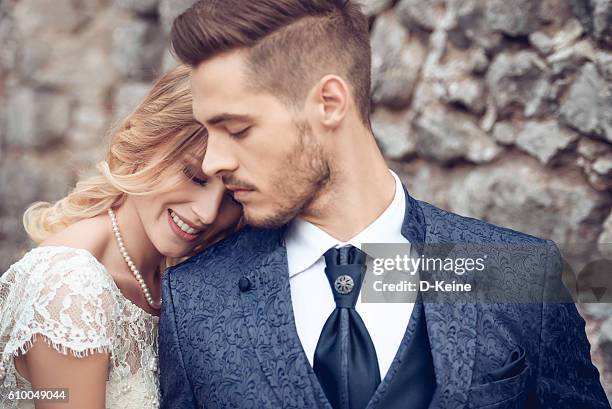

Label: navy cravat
[313,245,381,409]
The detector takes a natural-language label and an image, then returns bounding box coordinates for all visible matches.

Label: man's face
[191,51,331,228]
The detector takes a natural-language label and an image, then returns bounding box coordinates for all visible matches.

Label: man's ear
[308,74,350,129]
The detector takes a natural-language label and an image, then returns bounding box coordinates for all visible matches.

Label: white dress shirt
[285,170,414,380]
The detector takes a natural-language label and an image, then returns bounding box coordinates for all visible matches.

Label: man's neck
[300,130,396,242]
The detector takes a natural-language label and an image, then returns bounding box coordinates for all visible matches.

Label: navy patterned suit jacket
[159,186,610,409]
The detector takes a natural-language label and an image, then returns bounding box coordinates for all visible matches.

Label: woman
[0,64,243,408]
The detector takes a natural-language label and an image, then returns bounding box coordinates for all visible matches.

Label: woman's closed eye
[182,166,208,187]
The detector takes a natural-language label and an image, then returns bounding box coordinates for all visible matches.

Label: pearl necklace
[108,208,162,310]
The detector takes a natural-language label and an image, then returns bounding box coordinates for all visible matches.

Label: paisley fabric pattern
[160,187,610,409]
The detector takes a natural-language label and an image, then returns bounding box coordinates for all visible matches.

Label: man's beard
[245,122,331,229]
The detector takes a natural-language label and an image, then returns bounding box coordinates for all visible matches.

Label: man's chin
[242,206,297,230]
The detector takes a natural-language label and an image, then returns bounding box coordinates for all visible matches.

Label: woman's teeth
[170,210,201,235]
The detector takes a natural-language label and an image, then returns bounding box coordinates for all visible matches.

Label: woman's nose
[192,179,225,225]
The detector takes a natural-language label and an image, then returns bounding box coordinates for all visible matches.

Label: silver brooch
[334,275,354,294]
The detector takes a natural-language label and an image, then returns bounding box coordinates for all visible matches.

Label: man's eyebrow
[205,113,255,126]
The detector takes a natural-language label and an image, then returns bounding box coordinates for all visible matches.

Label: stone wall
[0,0,611,399]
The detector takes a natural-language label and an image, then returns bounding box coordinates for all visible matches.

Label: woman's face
[130,153,243,259]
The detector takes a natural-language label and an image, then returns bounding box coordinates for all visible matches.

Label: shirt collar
[285,170,406,277]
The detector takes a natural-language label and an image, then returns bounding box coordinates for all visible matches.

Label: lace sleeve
[1,247,119,360]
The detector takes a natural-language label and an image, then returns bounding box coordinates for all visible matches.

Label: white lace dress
[0,246,160,408]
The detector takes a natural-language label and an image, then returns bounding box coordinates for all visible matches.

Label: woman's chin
[158,245,194,260]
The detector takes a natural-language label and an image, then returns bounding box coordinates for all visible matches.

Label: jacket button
[238,277,252,292]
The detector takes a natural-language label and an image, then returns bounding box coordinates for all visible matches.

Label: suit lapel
[423,302,477,408]
[400,186,478,408]
[238,228,331,409]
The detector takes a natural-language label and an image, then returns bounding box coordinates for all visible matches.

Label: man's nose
[202,134,238,177]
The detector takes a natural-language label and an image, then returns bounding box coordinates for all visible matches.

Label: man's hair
[171,0,372,125]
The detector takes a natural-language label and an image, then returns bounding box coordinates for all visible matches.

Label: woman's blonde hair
[23,64,210,267]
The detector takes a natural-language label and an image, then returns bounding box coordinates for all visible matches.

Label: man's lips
[226,185,254,193]
[226,186,254,201]
[225,185,253,192]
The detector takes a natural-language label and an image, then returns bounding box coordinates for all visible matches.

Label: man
[159,1,610,408]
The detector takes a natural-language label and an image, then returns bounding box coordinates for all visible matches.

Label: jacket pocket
[468,357,530,408]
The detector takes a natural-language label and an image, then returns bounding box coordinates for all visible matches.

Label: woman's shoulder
[11,246,106,279]
[39,213,109,259]
[1,220,122,359]
[12,214,108,277]
[4,215,119,306]
[4,245,120,310]
[5,245,118,305]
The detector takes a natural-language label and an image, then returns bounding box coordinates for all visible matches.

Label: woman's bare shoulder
[39,214,110,260]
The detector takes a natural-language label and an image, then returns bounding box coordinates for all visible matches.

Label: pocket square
[483,345,526,383]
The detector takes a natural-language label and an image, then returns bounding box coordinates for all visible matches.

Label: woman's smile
[167,209,203,242]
